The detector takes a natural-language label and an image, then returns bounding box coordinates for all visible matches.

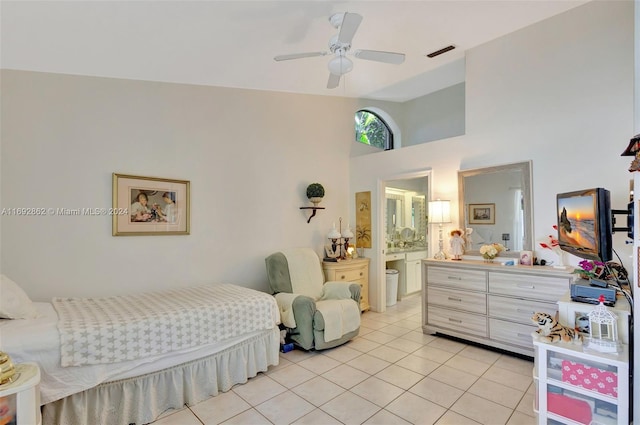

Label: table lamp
[428,200,451,260]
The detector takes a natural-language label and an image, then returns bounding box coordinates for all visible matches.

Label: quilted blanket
[52,284,279,367]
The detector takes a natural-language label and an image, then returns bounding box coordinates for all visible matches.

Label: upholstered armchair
[265,248,361,350]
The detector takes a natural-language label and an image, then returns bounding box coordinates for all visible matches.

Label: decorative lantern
[585,295,621,354]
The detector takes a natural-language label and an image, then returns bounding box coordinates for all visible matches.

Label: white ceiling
[1,1,588,102]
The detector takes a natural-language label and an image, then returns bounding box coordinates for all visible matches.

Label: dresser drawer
[489,318,536,349]
[329,267,366,282]
[427,306,487,337]
[428,267,486,292]
[428,287,487,314]
[488,295,557,324]
[386,253,404,261]
[488,272,569,302]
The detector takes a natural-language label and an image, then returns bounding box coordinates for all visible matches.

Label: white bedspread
[53,283,278,367]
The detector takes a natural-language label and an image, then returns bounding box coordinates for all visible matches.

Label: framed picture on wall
[520,250,533,266]
[112,173,190,236]
[355,191,372,250]
[468,203,495,225]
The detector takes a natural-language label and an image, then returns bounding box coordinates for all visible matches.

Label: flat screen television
[556,188,612,262]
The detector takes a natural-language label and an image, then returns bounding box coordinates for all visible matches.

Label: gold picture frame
[468,203,495,225]
[112,173,190,236]
[355,191,372,249]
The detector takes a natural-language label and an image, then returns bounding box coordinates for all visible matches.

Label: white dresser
[423,259,574,356]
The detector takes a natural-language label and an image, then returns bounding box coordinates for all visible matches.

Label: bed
[0,281,280,425]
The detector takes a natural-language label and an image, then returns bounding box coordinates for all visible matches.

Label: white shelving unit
[0,362,41,425]
[533,335,629,425]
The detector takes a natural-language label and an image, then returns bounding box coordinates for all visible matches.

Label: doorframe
[376,169,432,312]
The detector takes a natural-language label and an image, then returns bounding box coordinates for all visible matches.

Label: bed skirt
[42,327,280,425]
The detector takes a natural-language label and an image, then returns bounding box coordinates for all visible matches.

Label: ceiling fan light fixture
[327,55,353,75]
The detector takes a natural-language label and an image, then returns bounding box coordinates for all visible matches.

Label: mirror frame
[458,161,533,257]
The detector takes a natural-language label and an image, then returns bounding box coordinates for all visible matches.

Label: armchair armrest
[348,283,361,305]
[291,295,316,350]
[321,281,360,306]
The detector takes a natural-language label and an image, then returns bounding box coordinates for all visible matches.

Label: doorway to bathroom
[381,172,430,308]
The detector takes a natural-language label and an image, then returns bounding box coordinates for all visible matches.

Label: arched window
[355,110,394,150]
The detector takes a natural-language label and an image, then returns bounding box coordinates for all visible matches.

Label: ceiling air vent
[426,45,456,58]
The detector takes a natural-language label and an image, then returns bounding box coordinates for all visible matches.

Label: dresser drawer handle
[447,276,462,280]
[359,272,363,276]
[447,297,462,302]
[516,308,535,314]
[448,318,462,323]
[341,275,346,279]
[360,283,363,287]
[517,284,535,289]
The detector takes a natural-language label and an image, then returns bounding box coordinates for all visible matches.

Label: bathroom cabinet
[386,250,427,298]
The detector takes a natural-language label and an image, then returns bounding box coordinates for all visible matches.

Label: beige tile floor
[152,294,536,425]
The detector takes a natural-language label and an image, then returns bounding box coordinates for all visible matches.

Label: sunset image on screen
[557,194,596,251]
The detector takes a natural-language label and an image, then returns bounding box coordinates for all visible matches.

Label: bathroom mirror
[458,161,533,257]
[385,178,428,251]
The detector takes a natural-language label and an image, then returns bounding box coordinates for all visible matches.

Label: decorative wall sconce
[621,133,640,172]
[428,199,451,260]
[300,183,326,223]
[324,217,354,260]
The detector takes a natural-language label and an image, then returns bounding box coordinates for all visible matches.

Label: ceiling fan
[274,12,406,89]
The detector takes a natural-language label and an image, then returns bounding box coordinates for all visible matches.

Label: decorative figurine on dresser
[531,312,582,344]
[449,229,465,260]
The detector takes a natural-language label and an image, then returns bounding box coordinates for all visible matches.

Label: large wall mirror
[458,161,533,257]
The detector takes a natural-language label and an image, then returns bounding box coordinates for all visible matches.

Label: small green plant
[306,183,325,199]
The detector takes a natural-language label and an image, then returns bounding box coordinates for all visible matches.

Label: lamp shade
[342,227,354,239]
[327,224,341,239]
[428,200,451,224]
[328,55,353,75]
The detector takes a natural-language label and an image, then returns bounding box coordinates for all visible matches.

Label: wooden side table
[322,258,370,311]
[0,363,41,425]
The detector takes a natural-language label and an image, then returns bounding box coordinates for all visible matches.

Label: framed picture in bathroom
[468,203,495,225]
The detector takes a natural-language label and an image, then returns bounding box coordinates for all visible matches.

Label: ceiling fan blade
[327,73,341,89]
[337,12,362,45]
[353,49,405,64]
[274,52,327,62]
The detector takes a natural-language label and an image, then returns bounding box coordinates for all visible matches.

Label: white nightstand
[0,363,41,425]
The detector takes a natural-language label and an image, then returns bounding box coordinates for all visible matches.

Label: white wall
[0,70,398,300]
[402,83,465,146]
[351,1,634,312]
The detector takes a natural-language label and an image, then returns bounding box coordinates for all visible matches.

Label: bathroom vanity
[422,258,574,356]
[386,249,427,299]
